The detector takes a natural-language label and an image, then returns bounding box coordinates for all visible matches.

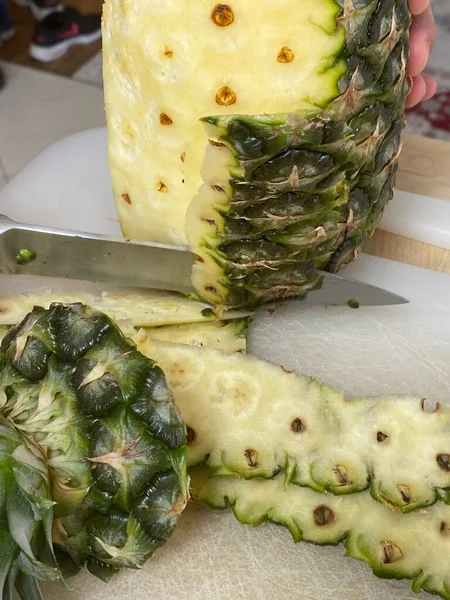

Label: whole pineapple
[102,0,410,307]
[0,303,188,598]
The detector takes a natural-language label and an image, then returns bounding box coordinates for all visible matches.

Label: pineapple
[190,468,450,600]
[0,304,188,598]
[144,339,450,513]
[102,0,410,307]
[0,289,251,328]
[136,318,250,354]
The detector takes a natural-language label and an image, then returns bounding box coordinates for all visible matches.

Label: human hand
[407,0,437,108]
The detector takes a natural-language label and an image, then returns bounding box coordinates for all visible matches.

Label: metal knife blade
[0,214,408,306]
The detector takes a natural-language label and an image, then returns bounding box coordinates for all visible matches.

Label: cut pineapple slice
[191,468,450,600]
[0,289,250,327]
[135,318,250,354]
[141,339,450,512]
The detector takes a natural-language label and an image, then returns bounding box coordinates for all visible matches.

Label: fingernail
[407,76,414,93]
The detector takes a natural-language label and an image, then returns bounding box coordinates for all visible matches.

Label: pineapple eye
[291,418,306,433]
[156,181,168,193]
[398,484,411,504]
[437,454,450,472]
[216,86,237,106]
[163,47,173,58]
[160,113,173,126]
[244,448,258,468]
[277,47,294,64]
[186,426,196,444]
[313,505,335,527]
[121,193,131,205]
[440,521,450,535]
[381,541,403,564]
[333,465,350,486]
[211,4,234,27]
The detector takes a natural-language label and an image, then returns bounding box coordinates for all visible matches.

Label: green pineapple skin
[0,304,189,598]
[190,468,450,600]
[188,0,411,307]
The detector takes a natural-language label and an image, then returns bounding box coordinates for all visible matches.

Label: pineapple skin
[190,468,450,600]
[188,1,411,306]
[0,304,188,597]
[143,339,450,514]
[103,0,410,307]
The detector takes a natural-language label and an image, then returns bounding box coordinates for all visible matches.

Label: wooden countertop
[366,134,450,274]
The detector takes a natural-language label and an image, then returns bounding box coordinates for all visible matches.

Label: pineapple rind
[0,289,251,327]
[188,1,411,307]
[190,468,450,600]
[0,304,189,595]
[144,339,450,513]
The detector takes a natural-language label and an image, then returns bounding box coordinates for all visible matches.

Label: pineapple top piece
[0,304,189,598]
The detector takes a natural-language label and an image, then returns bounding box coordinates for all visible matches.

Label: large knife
[0,214,408,306]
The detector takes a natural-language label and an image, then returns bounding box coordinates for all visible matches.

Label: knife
[0,214,408,306]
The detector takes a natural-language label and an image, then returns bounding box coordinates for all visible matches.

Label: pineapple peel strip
[0,290,251,327]
[141,338,450,514]
[190,468,450,600]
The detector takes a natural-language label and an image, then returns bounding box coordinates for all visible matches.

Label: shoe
[14,0,61,21]
[29,7,101,62]
[0,26,16,42]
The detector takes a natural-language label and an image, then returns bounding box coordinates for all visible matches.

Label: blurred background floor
[0,0,102,77]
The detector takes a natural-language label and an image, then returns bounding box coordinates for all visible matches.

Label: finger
[422,73,438,101]
[408,7,436,77]
[406,74,427,108]
[408,0,430,16]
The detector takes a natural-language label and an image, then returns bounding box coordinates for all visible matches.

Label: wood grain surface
[365,134,450,274]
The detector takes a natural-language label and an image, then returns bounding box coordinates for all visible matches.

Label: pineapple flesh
[0,289,251,328]
[135,318,250,354]
[143,339,450,513]
[102,0,410,307]
[0,304,188,598]
[190,468,450,600]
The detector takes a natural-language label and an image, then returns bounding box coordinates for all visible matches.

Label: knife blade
[0,214,408,306]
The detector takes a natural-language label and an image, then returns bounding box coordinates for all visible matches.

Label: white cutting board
[1,130,450,600]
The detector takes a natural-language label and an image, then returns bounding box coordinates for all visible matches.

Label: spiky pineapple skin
[0,304,188,598]
[188,1,411,306]
[190,468,450,600]
[103,0,410,307]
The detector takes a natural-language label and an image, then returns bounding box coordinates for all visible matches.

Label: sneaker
[0,26,16,42]
[29,7,101,62]
[14,0,62,21]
